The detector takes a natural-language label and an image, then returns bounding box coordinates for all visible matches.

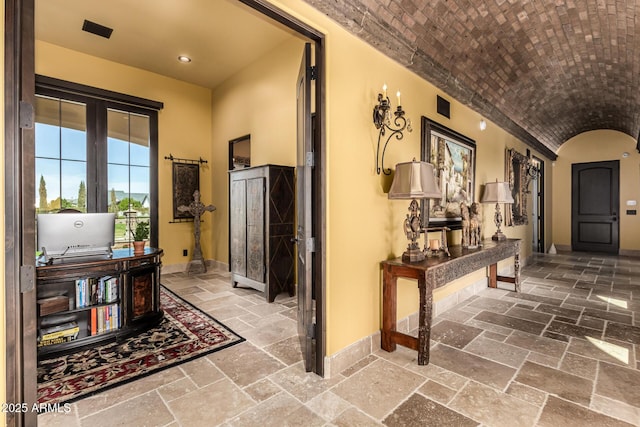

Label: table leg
[381,264,397,352]
[417,273,433,365]
[514,249,521,293]
[488,263,497,288]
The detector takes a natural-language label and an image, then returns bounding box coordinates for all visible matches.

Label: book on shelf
[105,276,119,303]
[109,277,119,302]
[91,304,120,336]
[40,312,77,328]
[90,308,97,335]
[75,278,87,308]
[39,321,79,341]
[37,334,76,348]
[75,279,81,308]
[75,276,119,308]
[90,279,97,305]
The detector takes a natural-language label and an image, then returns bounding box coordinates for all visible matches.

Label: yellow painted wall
[261,0,553,355]
[35,41,214,267]
[551,130,640,251]
[208,37,304,263]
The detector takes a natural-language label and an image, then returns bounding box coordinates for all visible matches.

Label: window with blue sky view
[35,94,152,245]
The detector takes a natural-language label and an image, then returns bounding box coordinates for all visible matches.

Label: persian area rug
[37,286,244,405]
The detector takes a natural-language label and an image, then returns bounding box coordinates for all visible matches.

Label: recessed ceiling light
[177,55,192,63]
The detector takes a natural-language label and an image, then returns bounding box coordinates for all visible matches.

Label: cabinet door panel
[130,267,155,321]
[230,180,247,276]
[246,177,265,283]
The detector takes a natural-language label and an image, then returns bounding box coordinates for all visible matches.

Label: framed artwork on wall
[420,117,476,229]
[172,162,200,220]
[505,148,531,226]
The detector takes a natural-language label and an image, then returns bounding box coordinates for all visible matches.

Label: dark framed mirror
[505,148,531,226]
[229,134,251,170]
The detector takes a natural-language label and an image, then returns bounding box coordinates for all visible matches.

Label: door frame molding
[238,0,326,375]
[532,155,544,253]
[5,0,37,424]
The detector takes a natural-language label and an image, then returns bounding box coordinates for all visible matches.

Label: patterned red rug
[37,286,244,405]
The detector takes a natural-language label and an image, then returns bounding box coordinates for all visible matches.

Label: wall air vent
[436,95,450,119]
[82,20,113,39]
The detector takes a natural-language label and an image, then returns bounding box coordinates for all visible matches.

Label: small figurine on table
[469,202,483,248]
[461,202,471,248]
[178,190,216,274]
[461,201,482,248]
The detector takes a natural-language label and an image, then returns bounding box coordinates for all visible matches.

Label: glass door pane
[107,109,151,245]
[35,95,87,213]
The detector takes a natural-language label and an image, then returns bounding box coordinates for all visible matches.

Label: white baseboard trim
[554,244,571,253]
[548,245,640,258]
[619,249,640,258]
[161,259,228,274]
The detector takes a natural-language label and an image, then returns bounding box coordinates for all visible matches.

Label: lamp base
[402,247,425,263]
[491,231,507,241]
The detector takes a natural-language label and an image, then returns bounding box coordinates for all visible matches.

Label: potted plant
[132,221,149,255]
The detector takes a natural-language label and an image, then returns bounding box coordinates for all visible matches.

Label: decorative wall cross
[178,190,216,274]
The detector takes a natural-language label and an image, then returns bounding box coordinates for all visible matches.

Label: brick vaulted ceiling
[304,0,640,159]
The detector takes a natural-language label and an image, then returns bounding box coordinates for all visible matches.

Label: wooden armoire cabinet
[229,165,295,302]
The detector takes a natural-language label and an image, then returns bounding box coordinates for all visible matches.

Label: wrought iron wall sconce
[526,161,540,178]
[523,149,540,179]
[373,84,411,175]
[525,150,540,179]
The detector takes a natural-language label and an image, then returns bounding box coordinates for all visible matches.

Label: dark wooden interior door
[571,160,619,253]
[296,43,314,372]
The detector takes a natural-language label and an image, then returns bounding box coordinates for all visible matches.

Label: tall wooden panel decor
[229,165,295,302]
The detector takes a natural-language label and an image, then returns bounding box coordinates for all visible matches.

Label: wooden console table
[381,239,520,365]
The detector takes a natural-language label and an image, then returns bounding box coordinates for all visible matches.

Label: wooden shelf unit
[36,248,164,358]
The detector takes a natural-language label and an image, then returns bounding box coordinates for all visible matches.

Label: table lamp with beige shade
[481,180,514,241]
[388,159,441,262]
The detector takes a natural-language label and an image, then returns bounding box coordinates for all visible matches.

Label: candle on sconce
[397,90,401,106]
[383,83,388,98]
[429,239,440,251]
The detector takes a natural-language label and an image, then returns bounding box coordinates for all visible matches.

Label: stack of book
[37,321,79,347]
[90,304,120,336]
[75,276,119,308]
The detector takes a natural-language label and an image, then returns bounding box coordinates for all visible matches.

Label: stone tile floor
[39,252,640,426]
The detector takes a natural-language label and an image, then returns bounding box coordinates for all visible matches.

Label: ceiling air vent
[82,20,113,39]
